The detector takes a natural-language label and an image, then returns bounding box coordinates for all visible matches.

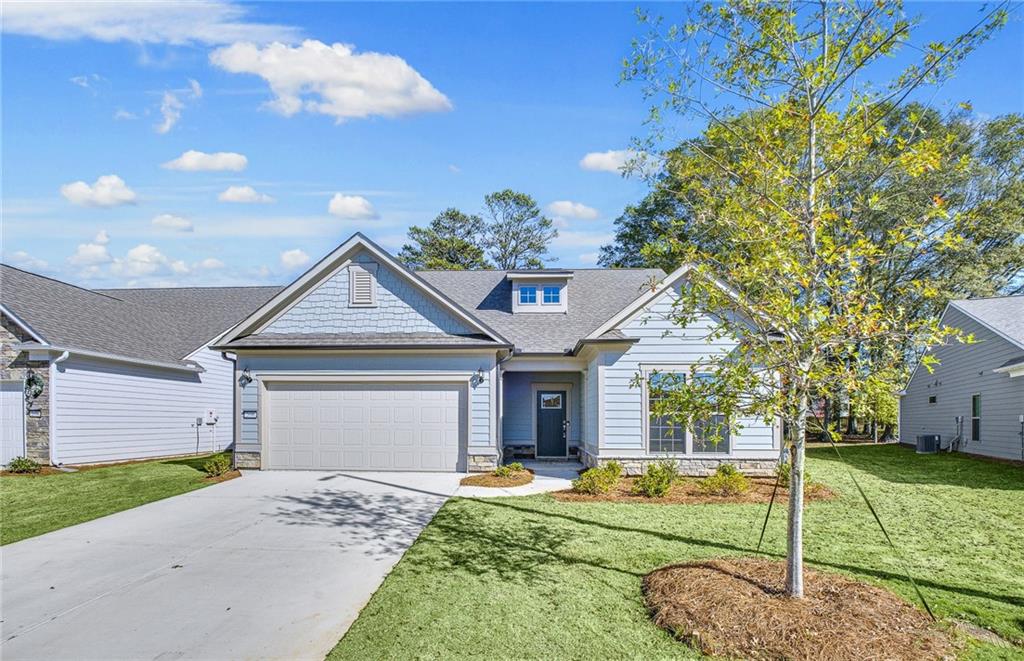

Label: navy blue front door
[536,390,567,457]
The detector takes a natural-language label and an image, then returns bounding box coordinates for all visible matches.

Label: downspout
[49,350,70,466]
[222,351,238,471]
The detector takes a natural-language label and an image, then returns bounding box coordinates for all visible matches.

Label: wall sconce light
[238,367,253,387]
[471,367,485,386]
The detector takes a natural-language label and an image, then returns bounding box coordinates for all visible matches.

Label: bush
[572,463,621,495]
[631,461,678,498]
[698,463,750,496]
[6,456,41,474]
[203,454,231,477]
[494,462,526,478]
[774,460,823,493]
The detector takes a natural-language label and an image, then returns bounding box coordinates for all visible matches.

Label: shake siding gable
[261,251,472,336]
[601,284,776,454]
[901,307,1024,461]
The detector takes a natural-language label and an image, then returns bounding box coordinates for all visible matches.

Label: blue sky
[2,2,1022,288]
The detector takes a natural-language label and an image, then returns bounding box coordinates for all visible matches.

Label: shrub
[493,462,522,478]
[203,454,231,477]
[631,461,678,498]
[6,456,41,474]
[698,463,750,496]
[572,463,621,495]
[774,460,823,493]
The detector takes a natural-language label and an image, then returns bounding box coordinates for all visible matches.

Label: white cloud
[188,78,203,98]
[197,257,224,270]
[1,1,300,46]
[328,193,377,219]
[162,150,247,171]
[552,230,614,250]
[110,243,188,277]
[547,200,599,221]
[151,213,193,232]
[60,174,137,207]
[280,248,310,270]
[578,252,600,265]
[8,251,49,270]
[579,149,636,173]
[156,91,184,134]
[218,185,274,203]
[209,39,452,122]
[70,73,103,92]
[68,231,113,266]
[448,164,461,174]
[113,108,137,120]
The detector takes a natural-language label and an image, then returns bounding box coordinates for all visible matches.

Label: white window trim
[640,363,733,457]
[348,262,378,307]
[971,392,981,442]
[541,285,561,305]
[519,285,538,305]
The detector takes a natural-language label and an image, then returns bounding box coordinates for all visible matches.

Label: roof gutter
[0,303,47,343]
[13,343,205,373]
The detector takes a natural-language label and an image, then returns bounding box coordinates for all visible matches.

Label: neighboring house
[0,264,277,466]
[212,234,781,474]
[900,295,1024,462]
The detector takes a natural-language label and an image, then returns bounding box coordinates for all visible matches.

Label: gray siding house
[0,265,276,466]
[213,234,781,474]
[900,296,1024,462]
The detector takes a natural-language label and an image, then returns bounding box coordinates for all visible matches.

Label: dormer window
[348,263,378,307]
[519,286,537,305]
[507,271,572,314]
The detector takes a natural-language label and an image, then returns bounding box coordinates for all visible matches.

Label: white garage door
[264,382,464,471]
[1,381,27,466]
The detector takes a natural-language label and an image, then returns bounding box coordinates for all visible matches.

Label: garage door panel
[265,382,464,471]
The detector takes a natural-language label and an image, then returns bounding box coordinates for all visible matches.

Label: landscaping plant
[6,456,41,474]
[202,454,231,478]
[630,460,678,498]
[494,462,526,478]
[624,0,1008,597]
[698,463,750,497]
[571,461,622,495]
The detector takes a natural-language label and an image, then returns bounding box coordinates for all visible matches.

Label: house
[212,234,781,474]
[900,295,1024,461]
[0,264,277,466]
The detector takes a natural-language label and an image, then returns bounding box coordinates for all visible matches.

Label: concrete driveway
[1,470,463,660]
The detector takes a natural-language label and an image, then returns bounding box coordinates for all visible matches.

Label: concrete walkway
[454,460,581,498]
[1,471,463,661]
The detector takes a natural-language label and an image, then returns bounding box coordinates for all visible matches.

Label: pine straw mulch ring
[459,468,534,488]
[644,558,954,661]
[553,476,834,504]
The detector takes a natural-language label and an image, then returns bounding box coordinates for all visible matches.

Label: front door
[536,390,567,458]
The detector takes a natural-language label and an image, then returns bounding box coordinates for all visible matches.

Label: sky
[2,1,1022,288]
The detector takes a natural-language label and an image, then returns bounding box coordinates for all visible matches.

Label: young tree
[399,208,491,270]
[626,1,1006,597]
[481,189,558,269]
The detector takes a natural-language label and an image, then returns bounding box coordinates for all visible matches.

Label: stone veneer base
[233,451,261,469]
[468,454,499,472]
[581,449,777,477]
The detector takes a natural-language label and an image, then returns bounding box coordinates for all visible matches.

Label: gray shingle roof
[1,264,280,366]
[951,295,1024,349]
[418,268,665,353]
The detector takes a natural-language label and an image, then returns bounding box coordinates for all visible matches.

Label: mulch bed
[459,470,534,488]
[644,557,954,661]
[205,469,242,484]
[1,465,67,477]
[552,477,834,505]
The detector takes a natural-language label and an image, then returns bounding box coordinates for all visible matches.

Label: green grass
[330,445,1024,660]
[0,452,232,545]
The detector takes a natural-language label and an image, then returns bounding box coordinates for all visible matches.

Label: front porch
[498,362,587,463]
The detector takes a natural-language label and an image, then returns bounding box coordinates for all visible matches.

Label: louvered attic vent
[348,263,377,307]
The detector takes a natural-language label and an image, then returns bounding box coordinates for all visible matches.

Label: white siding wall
[52,346,234,465]
[900,307,1024,461]
[600,284,777,457]
[236,352,497,459]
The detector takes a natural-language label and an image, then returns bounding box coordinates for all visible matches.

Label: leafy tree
[399,208,491,270]
[626,0,1006,597]
[481,189,557,269]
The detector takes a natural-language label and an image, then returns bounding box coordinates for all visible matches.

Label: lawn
[0,452,233,545]
[330,445,1024,660]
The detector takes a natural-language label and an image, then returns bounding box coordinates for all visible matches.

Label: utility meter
[204,408,218,425]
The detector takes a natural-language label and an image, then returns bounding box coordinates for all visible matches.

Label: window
[971,394,981,441]
[348,264,377,307]
[692,373,730,453]
[519,286,537,304]
[540,393,563,409]
[647,372,685,453]
[542,285,560,304]
[928,395,937,405]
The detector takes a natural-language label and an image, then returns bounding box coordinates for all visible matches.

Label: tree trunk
[786,401,808,598]
[845,408,857,437]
